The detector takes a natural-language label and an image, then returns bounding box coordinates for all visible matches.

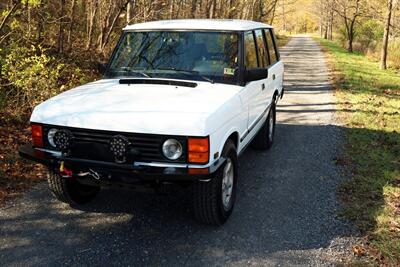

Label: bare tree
[380,0,395,69]
[97,0,129,54]
[57,0,66,54]
[86,0,98,50]
[333,0,364,52]
[66,0,76,51]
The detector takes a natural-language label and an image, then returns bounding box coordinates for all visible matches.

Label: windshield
[105,31,240,84]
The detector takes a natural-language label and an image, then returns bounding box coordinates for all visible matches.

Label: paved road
[0,36,356,266]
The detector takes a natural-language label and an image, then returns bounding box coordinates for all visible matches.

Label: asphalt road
[0,36,357,266]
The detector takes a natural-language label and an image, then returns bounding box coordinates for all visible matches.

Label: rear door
[264,28,284,103]
[254,29,273,112]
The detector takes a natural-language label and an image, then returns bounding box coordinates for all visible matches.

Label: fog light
[53,130,73,151]
[162,139,182,160]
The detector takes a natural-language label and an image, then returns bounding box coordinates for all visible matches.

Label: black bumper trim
[19,144,225,182]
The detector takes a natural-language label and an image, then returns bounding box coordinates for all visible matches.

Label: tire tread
[193,140,237,225]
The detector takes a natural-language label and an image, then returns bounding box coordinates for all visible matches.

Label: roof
[124,19,272,32]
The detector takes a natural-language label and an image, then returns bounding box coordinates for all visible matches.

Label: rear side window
[255,30,268,68]
[244,31,258,69]
[264,29,278,65]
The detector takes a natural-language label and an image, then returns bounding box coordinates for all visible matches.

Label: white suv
[20,19,284,225]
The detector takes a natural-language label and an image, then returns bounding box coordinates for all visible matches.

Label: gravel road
[0,36,357,266]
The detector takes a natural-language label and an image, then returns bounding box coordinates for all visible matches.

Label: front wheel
[47,170,100,205]
[193,140,238,225]
[251,103,276,150]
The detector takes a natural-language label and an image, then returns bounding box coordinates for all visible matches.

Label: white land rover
[20,19,284,225]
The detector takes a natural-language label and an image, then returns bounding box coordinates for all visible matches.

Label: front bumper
[19,144,225,184]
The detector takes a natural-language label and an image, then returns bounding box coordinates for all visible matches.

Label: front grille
[42,125,187,163]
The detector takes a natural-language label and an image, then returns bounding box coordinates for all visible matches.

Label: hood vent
[119,78,197,88]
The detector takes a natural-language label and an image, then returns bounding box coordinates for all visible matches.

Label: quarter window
[255,30,268,68]
[264,29,278,65]
[244,31,258,69]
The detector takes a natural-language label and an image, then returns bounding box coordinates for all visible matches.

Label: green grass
[316,37,400,264]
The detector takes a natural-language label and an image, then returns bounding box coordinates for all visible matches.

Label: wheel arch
[226,132,239,150]
[217,130,240,158]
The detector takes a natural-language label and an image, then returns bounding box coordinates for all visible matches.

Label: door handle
[272,74,276,80]
[261,83,265,90]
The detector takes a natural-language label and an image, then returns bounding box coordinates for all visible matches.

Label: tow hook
[76,169,101,180]
[88,169,101,180]
[59,161,73,178]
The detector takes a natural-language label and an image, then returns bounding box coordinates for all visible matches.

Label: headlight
[162,139,183,160]
[47,128,58,147]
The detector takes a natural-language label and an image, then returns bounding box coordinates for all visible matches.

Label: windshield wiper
[119,67,151,78]
[156,68,214,84]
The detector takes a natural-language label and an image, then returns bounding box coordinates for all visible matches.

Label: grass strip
[316,37,400,265]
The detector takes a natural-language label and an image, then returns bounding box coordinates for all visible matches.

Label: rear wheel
[193,140,238,225]
[47,170,100,205]
[251,102,276,150]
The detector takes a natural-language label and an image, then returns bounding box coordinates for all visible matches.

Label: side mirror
[245,68,268,83]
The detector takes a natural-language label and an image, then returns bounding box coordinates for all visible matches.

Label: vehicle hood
[31,79,241,136]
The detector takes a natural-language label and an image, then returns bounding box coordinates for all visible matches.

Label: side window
[255,30,268,68]
[244,31,258,69]
[264,29,278,65]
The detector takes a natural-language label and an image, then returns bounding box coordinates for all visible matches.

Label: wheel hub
[268,109,274,141]
[221,159,234,210]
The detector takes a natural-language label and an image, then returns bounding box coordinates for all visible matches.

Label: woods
[0,0,282,57]
[0,0,399,112]
[0,0,283,112]
[314,0,400,69]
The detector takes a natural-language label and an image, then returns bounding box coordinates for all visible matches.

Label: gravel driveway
[0,36,357,266]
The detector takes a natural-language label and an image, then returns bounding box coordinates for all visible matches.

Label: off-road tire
[251,102,276,150]
[193,140,238,225]
[47,171,100,205]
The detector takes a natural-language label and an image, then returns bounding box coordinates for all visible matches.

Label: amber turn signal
[31,124,43,148]
[188,137,209,164]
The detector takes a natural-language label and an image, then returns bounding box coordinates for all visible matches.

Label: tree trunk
[209,0,216,18]
[282,0,286,31]
[348,32,353,53]
[36,1,44,44]
[191,0,197,18]
[99,1,129,54]
[329,11,333,40]
[348,17,358,53]
[86,0,98,50]
[67,0,76,51]
[27,4,31,37]
[319,21,323,37]
[380,0,393,70]
[127,0,132,25]
[58,0,66,54]
[269,0,278,25]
